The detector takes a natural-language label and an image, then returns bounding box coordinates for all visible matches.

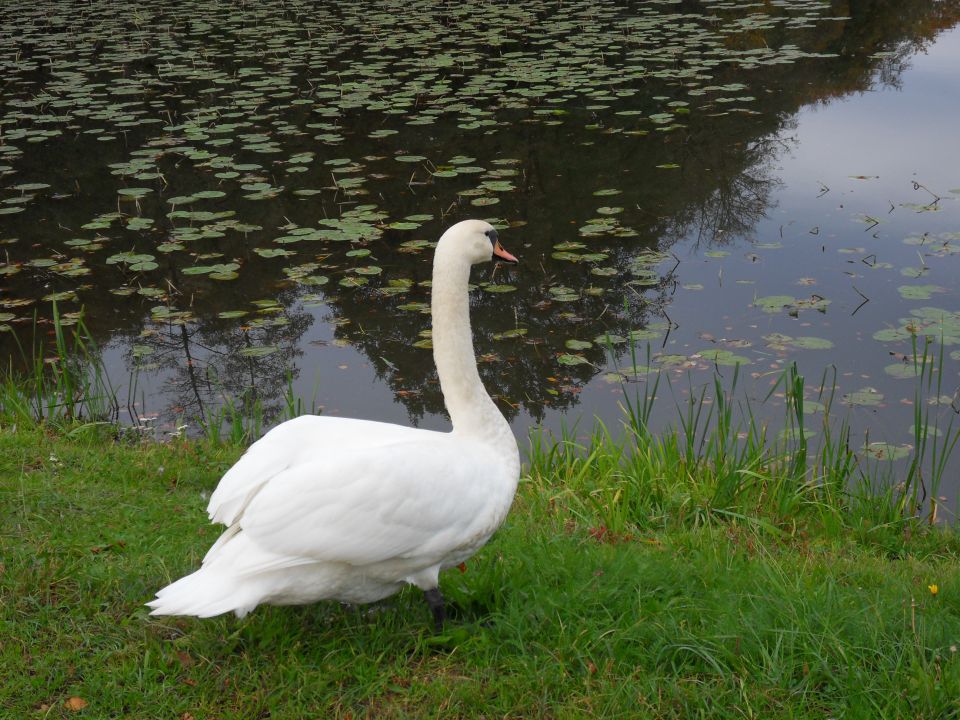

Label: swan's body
[148,220,520,627]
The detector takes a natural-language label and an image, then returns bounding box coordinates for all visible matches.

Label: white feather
[148,220,521,619]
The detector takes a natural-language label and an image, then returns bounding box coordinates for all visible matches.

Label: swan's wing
[206,416,433,526]
[237,437,511,567]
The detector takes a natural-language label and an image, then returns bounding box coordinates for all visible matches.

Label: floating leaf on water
[553,241,586,251]
[117,187,152,199]
[754,295,795,313]
[909,424,942,439]
[873,327,914,342]
[397,302,430,313]
[399,240,432,253]
[897,284,945,300]
[471,197,500,206]
[194,190,227,200]
[593,189,622,196]
[493,328,528,340]
[483,284,517,293]
[548,286,579,302]
[594,333,627,346]
[565,339,593,350]
[842,387,884,406]
[861,442,911,461]
[128,257,159,271]
[884,362,923,379]
[790,336,834,350]
[591,267,618,277]
[126,217,154,231]
[255,248,295,258]
[43,290,78,302]
[182,262,239,276]
[628,329,662,341]
[557,353,590,366]
[697,349,751,365]
[656,354,689,367]
[354,266,382,275]
[218,310,248,319]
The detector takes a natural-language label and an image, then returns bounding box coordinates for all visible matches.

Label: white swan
[148,219,521,629]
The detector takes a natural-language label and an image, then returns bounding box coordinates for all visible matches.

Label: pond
[2,1,959,500]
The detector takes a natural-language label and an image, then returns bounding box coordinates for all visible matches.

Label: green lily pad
[884,362,923,379]
[873,327,914,342]
[842,387,884,407]
[594,333,627,346]
[790,336,834,350]
[861,442,912,461]
[754,295,795,313]
[898,285,945,300]
[697,349,751,366]
[557,353,590,366]
[483,284,517,293]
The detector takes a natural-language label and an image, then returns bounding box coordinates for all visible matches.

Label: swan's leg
[423,587,445,632]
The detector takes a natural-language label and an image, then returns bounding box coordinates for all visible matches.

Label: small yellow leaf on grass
[65,696,88,711]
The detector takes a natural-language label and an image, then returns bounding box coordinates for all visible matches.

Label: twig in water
[851,285,870,316]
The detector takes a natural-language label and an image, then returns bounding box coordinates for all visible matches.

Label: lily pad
[557,353,590,366]
[842,387,884,407]
[861,442,912,461]
[898,285,945,300]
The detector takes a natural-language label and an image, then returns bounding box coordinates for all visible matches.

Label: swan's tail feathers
[147,567,259,619]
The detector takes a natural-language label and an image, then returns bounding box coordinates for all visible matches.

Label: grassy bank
[2,409,959,718]
[2,321,960,716]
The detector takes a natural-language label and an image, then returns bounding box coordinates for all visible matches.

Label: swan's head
[438,219,518,266]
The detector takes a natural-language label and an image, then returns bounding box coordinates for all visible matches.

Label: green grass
[2,322,960,717]
[1,417,959,719]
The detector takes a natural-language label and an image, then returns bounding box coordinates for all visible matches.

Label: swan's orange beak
[493,241,518,264]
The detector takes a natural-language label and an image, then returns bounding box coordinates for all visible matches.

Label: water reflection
[0,0,958,441]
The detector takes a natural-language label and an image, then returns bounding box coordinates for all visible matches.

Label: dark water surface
[2,1,960,499]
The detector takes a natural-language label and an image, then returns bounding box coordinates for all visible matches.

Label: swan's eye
[484,228,499,247]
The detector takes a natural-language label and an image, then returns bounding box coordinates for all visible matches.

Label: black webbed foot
[423,587,446,632]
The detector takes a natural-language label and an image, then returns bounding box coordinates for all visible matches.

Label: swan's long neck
[431,249,511,441]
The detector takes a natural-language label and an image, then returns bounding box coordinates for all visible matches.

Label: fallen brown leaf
[65,696,88,712]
